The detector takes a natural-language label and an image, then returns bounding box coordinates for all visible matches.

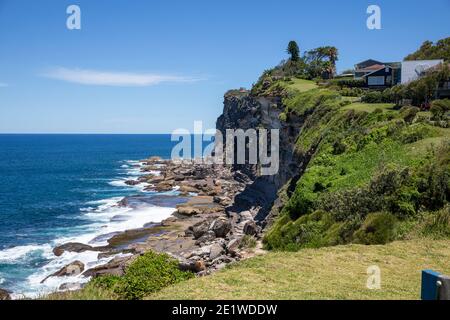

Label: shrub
[339,87,364,97]
[91,251,194,300]
[430,99,450,121]
[361,91,383,103]
[399,106,419,124]
[239,235,257,249]
[353,212,398,245]
[422,206,450,238]
[331,78,365,88]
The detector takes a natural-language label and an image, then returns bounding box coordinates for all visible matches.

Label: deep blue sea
[0,134,193,297]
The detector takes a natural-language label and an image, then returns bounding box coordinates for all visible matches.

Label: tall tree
[287,41,300,62]
[326,46,339,78]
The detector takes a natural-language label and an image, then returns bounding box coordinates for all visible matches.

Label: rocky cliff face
[216,91,306,226]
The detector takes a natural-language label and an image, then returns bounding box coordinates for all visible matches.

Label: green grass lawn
[148,239,450,300]
[341,102,396,113]
[286,79,318,93]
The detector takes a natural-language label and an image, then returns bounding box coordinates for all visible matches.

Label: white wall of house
[401,60,443,84]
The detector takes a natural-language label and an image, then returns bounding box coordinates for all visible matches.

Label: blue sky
[0,0,449,133]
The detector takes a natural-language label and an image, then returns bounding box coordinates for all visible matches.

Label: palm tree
[327,47,339,78]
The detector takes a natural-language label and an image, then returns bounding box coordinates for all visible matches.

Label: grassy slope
[286,79,318,92]
[341,102,396,113]
[149,239,450,300]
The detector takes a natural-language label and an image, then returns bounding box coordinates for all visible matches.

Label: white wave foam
[0,244,53,264]
[4,158,176,298]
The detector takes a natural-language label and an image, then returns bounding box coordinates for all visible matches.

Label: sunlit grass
[148,239,450,300]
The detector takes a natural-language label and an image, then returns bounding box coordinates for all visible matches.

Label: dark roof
[355,59,383,69]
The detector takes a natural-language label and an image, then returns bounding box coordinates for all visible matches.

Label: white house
[401,59,444,84]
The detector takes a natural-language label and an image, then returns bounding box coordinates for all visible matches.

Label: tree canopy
[404,37,450,61]
[287,41,300,62]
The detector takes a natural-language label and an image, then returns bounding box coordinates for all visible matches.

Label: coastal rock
[243,220,258,236]
[226,238,242,257]
[179,185,201,193]
[210,218,232,238]
[83,256,131,278]
[179,258,206,273]
[239,211,253,221]
[213,196,232,206]
[209,243,225,260]
[59,282,83,291]
[195,230,216,245]
[125,180,141,186]
[53,242,96,257]
[153,181,174,192]
[191,220,212,239]
[0,288,11,300]
[97,248,136,259]
[41,261,85,283]
[176,196,224,216]
[194,260,206,272]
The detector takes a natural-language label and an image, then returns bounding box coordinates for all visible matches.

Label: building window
[368,76,385,86]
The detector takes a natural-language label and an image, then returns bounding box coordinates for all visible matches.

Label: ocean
[0,134,191,298]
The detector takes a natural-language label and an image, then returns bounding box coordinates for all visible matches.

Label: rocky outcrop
[53,243,99,256]
[0,288,11,300]
[41,261,85,283]
[83,256,131,278]
[216,92,305,226]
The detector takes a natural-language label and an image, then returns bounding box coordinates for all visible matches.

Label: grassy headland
[149,239,450,300]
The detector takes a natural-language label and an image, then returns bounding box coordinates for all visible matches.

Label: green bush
[399,106,419,124]
[422,206,450,238]
[239,235,257,249]
[339,87,364,97]
[91,251,194,300]
[331,78,365,88]
[430,99,450,121]
[353,212,398,245]
[361,91,383,103]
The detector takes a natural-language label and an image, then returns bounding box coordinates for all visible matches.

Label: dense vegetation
[264,86,450,251]
[251,43,339,96]
[404,37,450,61]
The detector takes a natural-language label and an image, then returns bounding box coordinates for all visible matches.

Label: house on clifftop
[354,59,401,88]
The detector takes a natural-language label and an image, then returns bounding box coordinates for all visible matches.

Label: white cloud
[41,67,203,87]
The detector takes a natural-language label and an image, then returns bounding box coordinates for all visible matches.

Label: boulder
[83,256,130,278]
[191,220,211,239]
[179,258,206,273]
[194,260,206,272]
[213,196,232,206]
[226,238,242,257]
[0,288,11,300]
[195,230,216,245]
[59,282,83,291]
[125,180,141,186]
[209,243,225,260]
[210,218,232,238]
[243,220,258,236]
[239,211,253,221]
[153,181,174,192]
[179,185,200,193]
[41,261,85,283]
[53,243,95,257]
